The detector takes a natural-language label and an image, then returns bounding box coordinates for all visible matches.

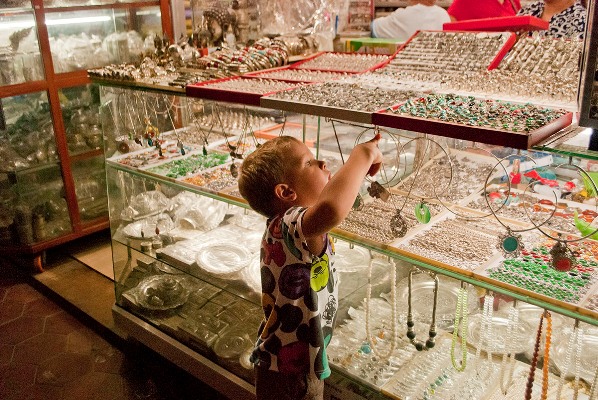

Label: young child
[238,134,382,400]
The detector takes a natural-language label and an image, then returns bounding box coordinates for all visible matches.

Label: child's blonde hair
[238,136,300,217]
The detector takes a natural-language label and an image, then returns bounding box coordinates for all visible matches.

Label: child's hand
[361,133,383,176]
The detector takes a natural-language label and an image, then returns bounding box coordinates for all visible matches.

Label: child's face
[285,140,330,206]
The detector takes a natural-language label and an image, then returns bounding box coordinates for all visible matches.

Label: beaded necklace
[541,311,552,400]
[555,321,584,400]
[589,363,598,400]
[406,268,438,351]
[450,283,468,372]
[499,302,519,394]
[365,256,397,359]
[525,310,551,400]
[474,293,494,378]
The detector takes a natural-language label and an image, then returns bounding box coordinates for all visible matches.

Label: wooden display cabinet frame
[0,0,173,271]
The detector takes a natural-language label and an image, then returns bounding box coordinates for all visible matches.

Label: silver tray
[131,275,190,311]
[466,314,533,354]
[195,241,252,277]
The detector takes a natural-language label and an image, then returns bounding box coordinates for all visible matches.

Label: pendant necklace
[365,254,397,359]
[406,268,438,351]
[486,155,557,258]
[450,282,468,372]
[523,163,598,271]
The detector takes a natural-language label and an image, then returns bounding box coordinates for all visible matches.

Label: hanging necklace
[555,320,583,400]
[499,301,519,394]
[525,310,551,400]
[450,282,468,372]
[485,154,557,258]
[354,126,400,204]
[406,268,438,351]
[541,311,552,400]
[213,103,255,178]
[365,254,397,359]
[474,293,494,380]
[523,163,598,271]
[330,119,370,211]
[392,136,454,236]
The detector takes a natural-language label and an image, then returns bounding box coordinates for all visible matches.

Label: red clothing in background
[448,0,521,21]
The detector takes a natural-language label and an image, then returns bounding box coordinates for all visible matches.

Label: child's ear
[274,183,296,201]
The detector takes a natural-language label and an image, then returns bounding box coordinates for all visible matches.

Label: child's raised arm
[302,133,383,239]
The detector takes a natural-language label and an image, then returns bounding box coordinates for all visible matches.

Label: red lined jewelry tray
[185,76,303,106]
[243,65,356,83]
[443,16,549,33]
[288,51,391,73]
[372,105,573,150]
[387,30,517,71]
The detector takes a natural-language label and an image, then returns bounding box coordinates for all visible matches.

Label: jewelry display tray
[372,106,574,151]
[287,51,391,73]
[243,65,356,83]
[186,76,304,106]
[388,30,517,71]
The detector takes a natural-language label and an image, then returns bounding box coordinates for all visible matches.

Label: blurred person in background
[517,0,587,38]
[371,0,451,40]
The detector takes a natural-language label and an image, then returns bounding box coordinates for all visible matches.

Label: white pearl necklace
[474,293,494,379]
[499,302,519,394]
[589,363,598,400]
[450,285,468,372]
[555,322,581,400]
[365,255,397,360]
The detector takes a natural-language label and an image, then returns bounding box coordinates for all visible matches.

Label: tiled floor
[0,235,228,400]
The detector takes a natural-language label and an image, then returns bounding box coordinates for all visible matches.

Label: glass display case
[0,0,172,270]
[97,72,598,399]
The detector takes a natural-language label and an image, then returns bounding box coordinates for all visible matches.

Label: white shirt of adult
[371,4,451,40]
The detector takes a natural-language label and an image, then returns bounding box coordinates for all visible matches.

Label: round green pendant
[414,202,431,224]
[502,236,519,253]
